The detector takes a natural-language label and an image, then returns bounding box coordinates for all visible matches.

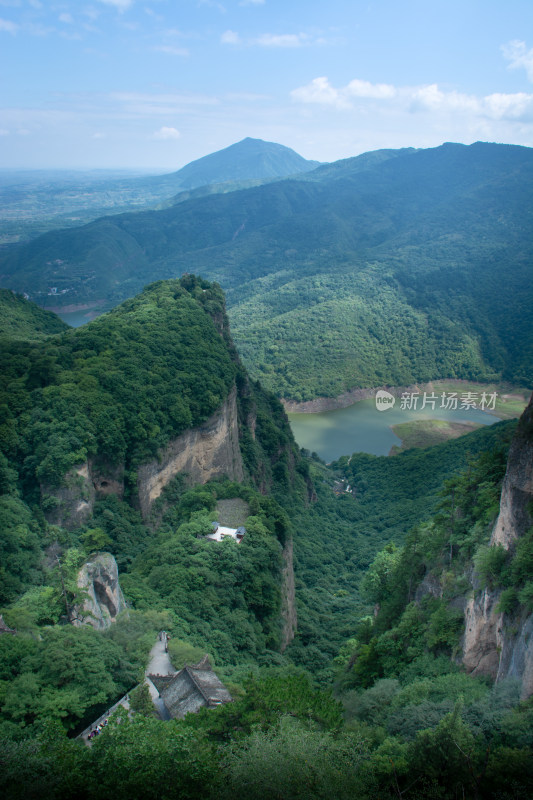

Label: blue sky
[1,0,532,169]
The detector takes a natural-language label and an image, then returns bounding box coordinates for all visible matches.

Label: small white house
[206,522,245,543]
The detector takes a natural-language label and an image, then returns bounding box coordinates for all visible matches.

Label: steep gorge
[462,394,533,697]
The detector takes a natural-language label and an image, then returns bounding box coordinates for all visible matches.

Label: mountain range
[0,139,531,399]
[0,138,319,244]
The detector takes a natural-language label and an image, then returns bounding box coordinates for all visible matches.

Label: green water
[57,309,102,327]
[288,397,500,461]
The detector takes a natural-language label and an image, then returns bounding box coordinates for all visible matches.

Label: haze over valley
[1,2,533,798]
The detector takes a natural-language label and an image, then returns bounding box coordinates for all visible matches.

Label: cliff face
[280,538,297,651]
[42,461,125,530]
[137,383,244,520]
[41,385,244,528]
[491,400,533,548]
[462,394,533,698]
[73,552,127,630]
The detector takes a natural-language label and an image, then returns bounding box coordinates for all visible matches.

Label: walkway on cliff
[145,632,175,721]
[78,633,176,740]
[146,632,174,676]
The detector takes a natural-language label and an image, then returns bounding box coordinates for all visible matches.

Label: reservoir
[58,309,102,327]
[288,397,500,461]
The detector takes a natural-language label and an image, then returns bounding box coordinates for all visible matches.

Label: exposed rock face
[280,538,297,651]
[137,383,244,520]
[463,588,503,679]
[42,460,124,530]
[42,386,243,527]
[491,398,533,548]
[462,393,533,699]
[42,463,96,530]
[73,552,127,630]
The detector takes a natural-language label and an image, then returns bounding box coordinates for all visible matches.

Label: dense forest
[0,281,532,798]
[1,142,532,399]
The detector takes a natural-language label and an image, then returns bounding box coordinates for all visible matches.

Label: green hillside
[1,141,531,398]
[0,139,319,244]
[164,136,320,190]
[1,273,532,798]
[0,288,68,340]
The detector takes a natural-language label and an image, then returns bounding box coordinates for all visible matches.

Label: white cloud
[97,0,132,10]
[292,76,533,123]
[346,78,396,100]
[155,44,189,56]
[0,17,18,33]
[221,29,240,44]
[83,7,101,21]
[408,84,479,113]
[240,0,265,5]
[291,76,351,109]
[502,40,533,83]
[0,128,9,135]
[256,32,307,47]
[483,92,533,120]
[153,126,181,140]
[59,13,73,24]
[112,92,219,112]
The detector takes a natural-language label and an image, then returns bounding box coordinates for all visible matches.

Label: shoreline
[41,301,106,314]
[281,379,530,416]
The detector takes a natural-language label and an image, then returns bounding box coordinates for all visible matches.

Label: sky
[0,0,532,170]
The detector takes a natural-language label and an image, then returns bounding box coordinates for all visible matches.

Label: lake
[57,309,102,327]
[288,397,500,461]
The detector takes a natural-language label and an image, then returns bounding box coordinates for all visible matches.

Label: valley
[287,380,529,460]
[0,138,532,800]
[1,141,532,401]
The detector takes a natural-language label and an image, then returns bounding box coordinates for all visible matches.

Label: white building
[206,522,245,543]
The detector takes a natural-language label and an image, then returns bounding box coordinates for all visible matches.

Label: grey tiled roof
[157,657,232,718]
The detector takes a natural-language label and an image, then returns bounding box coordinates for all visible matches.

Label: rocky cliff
[42,461,124,530]
[73,552,127,630]
[280,538,297,651]
[137,383,244,520]
[462,394,533,698]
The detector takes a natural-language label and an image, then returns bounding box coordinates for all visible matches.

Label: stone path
[144,633,175,720]
[146,633,174,676]
[78,633,176,740]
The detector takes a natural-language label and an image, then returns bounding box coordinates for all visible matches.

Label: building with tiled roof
[148,656,232,719]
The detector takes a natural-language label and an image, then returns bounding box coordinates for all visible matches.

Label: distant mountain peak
[169,137,320,190]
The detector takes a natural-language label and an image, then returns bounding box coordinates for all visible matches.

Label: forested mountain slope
[1,141,531,398]
[0,288,69,340]
[0,277,306,518]
[160,136,320,190]
[0,278,308,726]
[0,138,319,244]
[1,279,532,798]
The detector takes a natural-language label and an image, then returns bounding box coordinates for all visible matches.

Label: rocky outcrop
[463,589,533,699]
[42,463,96,530]
[462,393,533,698]
[491,397,533,548]
[137,383,244,520]
[280,538,297,651]
[462,588,503,679]
[73,552,127,630]
[42,385,243,527]
[42,460,124,530]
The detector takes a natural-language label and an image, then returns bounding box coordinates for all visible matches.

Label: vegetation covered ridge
[2,411,532,799]
[1,141,532,398]
[0,288,69,340]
